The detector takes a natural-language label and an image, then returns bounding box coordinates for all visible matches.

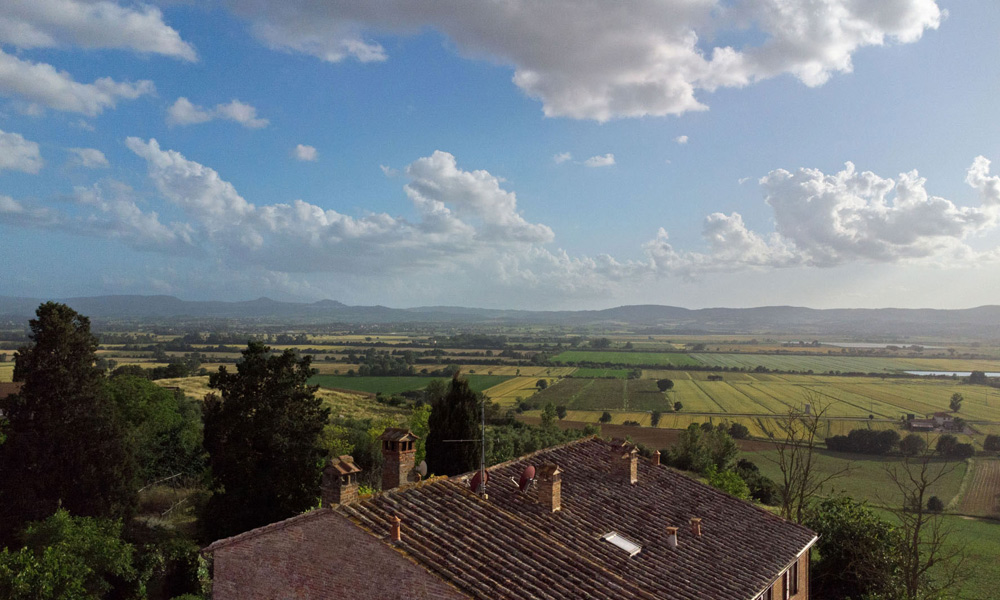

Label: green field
[524,371,1000,425]
[308,374,510,395]
[569,368,631,378]
[0,362,12,382]
[551,351,700,367]
[689,353,1000,373]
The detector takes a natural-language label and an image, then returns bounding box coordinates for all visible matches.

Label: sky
[1,0,1000,311]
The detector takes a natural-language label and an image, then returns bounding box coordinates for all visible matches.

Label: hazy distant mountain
[1,295,998,338]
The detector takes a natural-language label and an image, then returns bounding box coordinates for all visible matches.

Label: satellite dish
[518,465,536,492]
[417,460,428,477]
[469,469,488,492]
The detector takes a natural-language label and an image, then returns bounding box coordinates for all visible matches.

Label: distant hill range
[1,295,998,338]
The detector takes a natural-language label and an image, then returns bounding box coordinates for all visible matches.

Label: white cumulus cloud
[68,147,108,169]
[553,152,572,164]
[0,0,196,60]
[0,49,154,115]
[0,129,43,173]
[584,153,615,168]
[675,135,689,144]
[222,0,942,121]
[294,144,318,161]
[167,97,269,128]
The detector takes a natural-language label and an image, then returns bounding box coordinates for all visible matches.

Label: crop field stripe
[957,458,1000,517]
[728,382,782,414]
[687,380,729,412]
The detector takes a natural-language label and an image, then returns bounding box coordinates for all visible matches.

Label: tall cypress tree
[201,341,329,541]
[425,375,480,477]
[0,303,137,547]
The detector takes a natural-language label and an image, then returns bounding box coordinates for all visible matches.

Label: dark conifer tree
[0,303,137,547]
[425,375,480,477]
[201,341,329,541]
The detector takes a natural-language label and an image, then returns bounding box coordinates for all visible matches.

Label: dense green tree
[106,375,203,482]
[201,342,330,542]
[984,434,1000,452]
[728,422,750,440]
[0,509,142,600]
[673,401,683,412]
[704,465,750,500]
[536,378,547,390]
[650,410,662,427]
[599,411,612,424]
[591,337,611,349]
[949,393,963,412]
[425,376,481,477]
[655,378,674,392]
[806,497,901,600]
[935,434,958,456]
[734,459,778,505]
[540,402,557,429]
[0,303,137,546]
[900,433,928,456]
[556,405,567,420]
[927,496,944,512]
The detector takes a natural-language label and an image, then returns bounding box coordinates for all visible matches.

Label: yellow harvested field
[482,377,544,406]
[153,376,404,420]
[0,363,13,382]
[467,365,575,377]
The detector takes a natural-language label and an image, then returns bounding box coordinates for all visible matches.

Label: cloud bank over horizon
[2,138,998,304]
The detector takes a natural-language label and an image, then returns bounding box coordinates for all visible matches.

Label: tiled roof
[339,437,816,600]
[328,455,362,476]
[379,427,419,442]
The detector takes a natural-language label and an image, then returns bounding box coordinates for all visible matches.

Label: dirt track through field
[958,458,1000,518]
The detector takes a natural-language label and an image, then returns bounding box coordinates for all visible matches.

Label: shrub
[927,496,944,512]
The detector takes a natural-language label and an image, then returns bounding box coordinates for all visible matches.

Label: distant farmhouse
[907,411,956,432]
[204,433,816,600]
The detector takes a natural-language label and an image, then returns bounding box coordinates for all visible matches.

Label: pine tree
[201,342,329,541]
[0,303,137,546]
[425,376,480,476]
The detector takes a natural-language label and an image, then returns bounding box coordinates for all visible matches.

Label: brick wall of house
[210,509,467,600]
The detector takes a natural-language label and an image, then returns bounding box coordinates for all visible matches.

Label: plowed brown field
[958,458,1000,518]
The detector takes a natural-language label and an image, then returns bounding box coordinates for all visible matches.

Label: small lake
[904,371,1000,377]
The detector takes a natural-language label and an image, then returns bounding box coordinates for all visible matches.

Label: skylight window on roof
[602,532,642,557]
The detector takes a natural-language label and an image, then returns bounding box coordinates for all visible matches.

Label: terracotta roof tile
[341,437,816,600]
[378,427,419,442]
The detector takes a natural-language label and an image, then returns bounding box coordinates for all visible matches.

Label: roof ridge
[453,434,600,481]
[202,506,333,554]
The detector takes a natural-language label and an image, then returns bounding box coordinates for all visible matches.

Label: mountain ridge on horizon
[1,294,998,338]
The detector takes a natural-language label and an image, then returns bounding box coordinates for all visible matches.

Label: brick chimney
[321,455,362,507]
[690,517,702,537]
[537,463,562,512]
[610,440,638,484]
[666,526,679,549]
[390,516,402,543]
[651,450,660,466]
[378,428,420,491]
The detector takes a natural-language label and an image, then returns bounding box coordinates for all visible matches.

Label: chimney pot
[690,517,702,537]
[666,526,679,549]
[652,450,660,466]
[390,516,401,542]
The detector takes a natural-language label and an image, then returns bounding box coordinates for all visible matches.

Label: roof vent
[666,526,679,549]
[390,516,401,543]
[690,517,702,537]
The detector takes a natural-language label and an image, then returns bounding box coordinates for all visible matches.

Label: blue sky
[1,0,999,310]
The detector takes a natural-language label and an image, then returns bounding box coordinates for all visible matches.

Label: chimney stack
[378,428,420,491]
[321,455,362,507]
[610,440,638,485]
[537,463,562,512]
[651,450,660,466]
[666,526,679,549]
[690,517,702,537]
[390,516,401,543]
